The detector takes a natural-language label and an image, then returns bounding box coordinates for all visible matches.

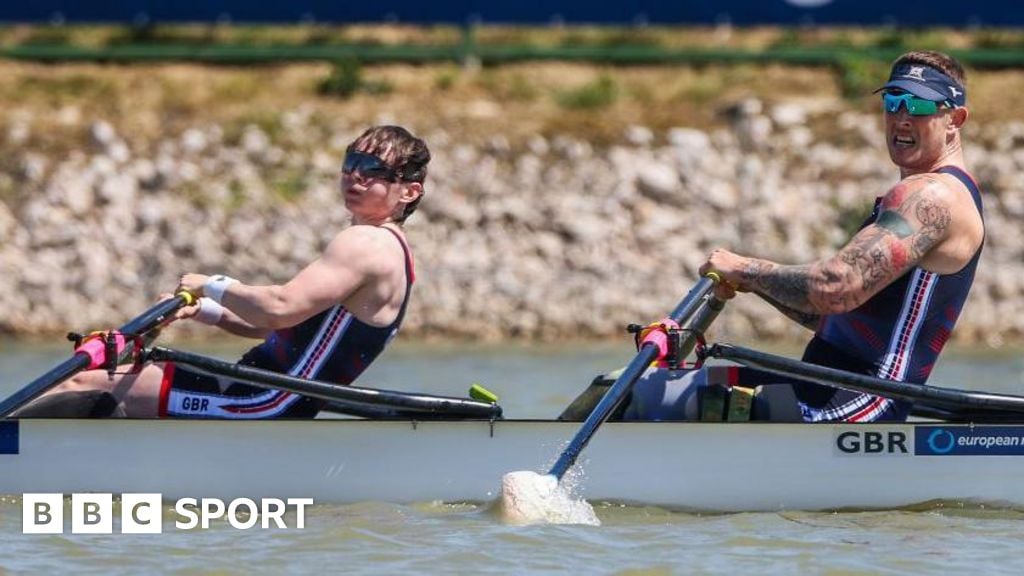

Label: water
[1,338,1024,574]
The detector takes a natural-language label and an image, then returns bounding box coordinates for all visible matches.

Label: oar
[549,273,720,480]
[498,274,723,525]
[0,292,194,418]
[708,343,1024,415]
[146,347,503,419]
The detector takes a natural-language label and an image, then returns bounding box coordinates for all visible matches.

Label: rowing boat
[6,285,1024,514]
[2,417,1023,511]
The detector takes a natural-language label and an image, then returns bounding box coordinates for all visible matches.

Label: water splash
[497,471,600,526]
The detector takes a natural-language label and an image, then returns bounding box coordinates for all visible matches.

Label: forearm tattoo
[745,178,952,315]
[757,292,822,331]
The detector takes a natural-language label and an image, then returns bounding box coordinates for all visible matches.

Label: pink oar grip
[639,318,680,361]
[75,333,128,370]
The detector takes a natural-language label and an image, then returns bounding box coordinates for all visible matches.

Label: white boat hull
[3,419,1023,511]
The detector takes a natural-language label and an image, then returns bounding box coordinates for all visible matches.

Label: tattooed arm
[700,175,954,317]
[756,292,823,331]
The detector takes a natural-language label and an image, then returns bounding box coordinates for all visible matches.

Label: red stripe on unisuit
[847,396,888,422]
[883,273,933,379]
[223,391,293,414]
[297,310,347,378]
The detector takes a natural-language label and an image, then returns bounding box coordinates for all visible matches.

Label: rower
[696,50,983,423]
[16,125,431,419]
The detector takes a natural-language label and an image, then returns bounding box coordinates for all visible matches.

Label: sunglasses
[882,92,950,116]
[342,151,401,182]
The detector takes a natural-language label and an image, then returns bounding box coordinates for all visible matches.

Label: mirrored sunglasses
[882,92,948,116]
[342,151,400,182]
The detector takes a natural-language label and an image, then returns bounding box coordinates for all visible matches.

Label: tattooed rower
[700,50,984,422]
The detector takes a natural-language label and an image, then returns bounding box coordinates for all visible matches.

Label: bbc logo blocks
[23,493,163,534]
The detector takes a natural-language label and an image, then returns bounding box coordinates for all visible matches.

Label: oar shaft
[0,293,193,418]
[548,275,718,480]
[677,295,725,360]
[148,347,502,419]
[709,343,1024,414]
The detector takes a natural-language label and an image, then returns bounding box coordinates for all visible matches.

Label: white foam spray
[498,471,600,526]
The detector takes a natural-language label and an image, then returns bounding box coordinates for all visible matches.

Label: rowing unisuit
[159,228,415,418]
[797,166,984,422]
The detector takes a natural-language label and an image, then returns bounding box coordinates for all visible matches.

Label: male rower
[698,50,984,422]
[17,125,429,418]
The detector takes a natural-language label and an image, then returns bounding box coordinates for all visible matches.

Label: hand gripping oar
[547,273,721,480]
[0,292,194,418]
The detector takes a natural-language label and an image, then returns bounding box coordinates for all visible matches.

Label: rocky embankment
[2,99,1023,345]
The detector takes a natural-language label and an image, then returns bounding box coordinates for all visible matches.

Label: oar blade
[497,275,723,525]
[497,471,599,526]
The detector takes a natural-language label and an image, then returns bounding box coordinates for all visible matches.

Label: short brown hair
[892,50,966,87]
[348,125,430,223]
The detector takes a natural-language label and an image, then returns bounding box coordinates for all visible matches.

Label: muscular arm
[737,176,954,315]
[214,226,389,330]
[210,309,272,339]
[756,292,823,331]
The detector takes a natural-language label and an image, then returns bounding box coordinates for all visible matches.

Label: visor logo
[949,86,962,99]
[902,66,927,81]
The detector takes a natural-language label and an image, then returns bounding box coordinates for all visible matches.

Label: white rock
[241,125,270,155]
[770,102,808,128]
[625,125,654,146]
[181,128,208,153]
[90,121,118,148]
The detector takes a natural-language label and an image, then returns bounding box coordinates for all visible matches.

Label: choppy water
[2,339,1024,574]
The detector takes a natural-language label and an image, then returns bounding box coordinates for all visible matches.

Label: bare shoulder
[886,171,978,212]
[875,171,981,273]
[882,173,949,210]
[877,173,960,236]
[323,225,407,276]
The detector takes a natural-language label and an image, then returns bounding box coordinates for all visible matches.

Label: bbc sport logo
[22,493,314,534]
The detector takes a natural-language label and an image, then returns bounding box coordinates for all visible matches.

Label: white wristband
[204,275,238,304]
[194,297,224,325]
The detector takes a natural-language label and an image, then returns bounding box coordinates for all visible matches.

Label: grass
[556,75,619,109]
[0,23,1021,172]
[317,58,393,98]
[0,58,1019,155]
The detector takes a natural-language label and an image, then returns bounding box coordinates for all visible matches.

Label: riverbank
[1,60,1022,345]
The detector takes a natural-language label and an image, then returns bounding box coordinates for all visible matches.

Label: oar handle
[0,292,195,418]
[677,293,727,361]
[548,274,720,480]
[120,291,196,336]
[667,274,719,325]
